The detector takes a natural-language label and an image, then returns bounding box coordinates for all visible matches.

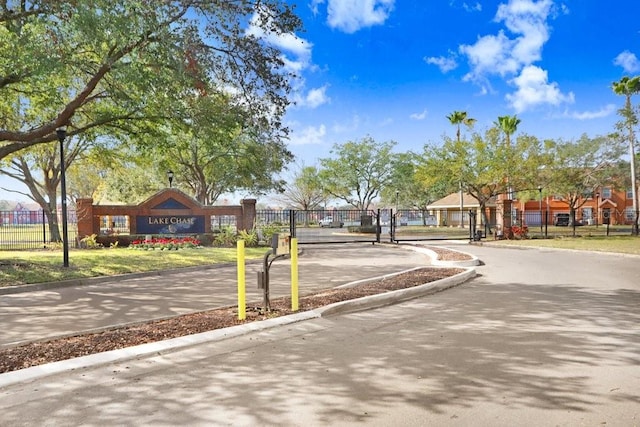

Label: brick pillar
[496,197,512,239]
[76,198,94,239]
[240,199,257,231]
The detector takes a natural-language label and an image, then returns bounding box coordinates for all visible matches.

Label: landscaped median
[0,248,478,386]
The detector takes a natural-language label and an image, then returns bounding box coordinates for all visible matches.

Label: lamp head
[56,127,67,142]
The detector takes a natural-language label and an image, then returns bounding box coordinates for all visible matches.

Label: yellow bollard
[237,240,246,320]
[291,238,299,311]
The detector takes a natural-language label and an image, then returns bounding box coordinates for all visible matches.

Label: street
[1,244,639,426]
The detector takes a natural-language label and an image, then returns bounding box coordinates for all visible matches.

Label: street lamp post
[595,192,599,227]
[167,170,174,188]
[56,127,69,268]
[538,186,543,235]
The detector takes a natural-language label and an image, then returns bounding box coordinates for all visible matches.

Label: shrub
[213,226,237,247]
[129,236,202,250]
[258,222,288,245]
[80,234,102,249]
[238,228,259,247]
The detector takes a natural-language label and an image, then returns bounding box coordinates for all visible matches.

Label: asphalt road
[1,243,639,426]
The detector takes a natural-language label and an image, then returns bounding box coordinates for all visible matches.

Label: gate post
[289,209,296,238]
[76,198,95,239]
[240,199,256,232]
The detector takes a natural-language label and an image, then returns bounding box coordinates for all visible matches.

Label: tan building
[427,193,496,227]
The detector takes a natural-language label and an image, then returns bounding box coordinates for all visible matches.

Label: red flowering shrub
[511,225,529,239]
[129,236,201,250]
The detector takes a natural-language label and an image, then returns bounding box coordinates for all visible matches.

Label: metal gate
[257,209,382,244]
[388,209,475,243]
[290,209,381,244]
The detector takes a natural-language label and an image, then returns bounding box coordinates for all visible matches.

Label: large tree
[612,76,640,235]
[278,165,325,211]
[154,93,292,205]
[318,137,399,210]
[385,151,448,224]
[418,127,545,232]
[0,0,302,159]
[546,134,625,235]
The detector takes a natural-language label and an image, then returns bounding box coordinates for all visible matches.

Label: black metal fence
[256,209,381,244]
[0,209,79,250]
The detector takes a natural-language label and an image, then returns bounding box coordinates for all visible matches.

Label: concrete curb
[316,266,476,317]
[0,265,476,388]
[401,242,481,267]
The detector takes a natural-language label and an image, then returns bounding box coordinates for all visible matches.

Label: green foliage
[279,164,325,211]
[80,234,102,249]
[238,228,259,247]
[214,227,238,247]
[318,136,399,210]
[258,222,287,245]
[129,237,201,251]
[0,1,302,163]
[544,134,624,214]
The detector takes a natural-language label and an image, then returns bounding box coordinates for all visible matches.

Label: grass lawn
[486,235,640,256]
[0,246,267,287]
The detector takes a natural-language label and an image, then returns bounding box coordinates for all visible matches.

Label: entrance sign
[75,189,257,240]
[136,215,205,234]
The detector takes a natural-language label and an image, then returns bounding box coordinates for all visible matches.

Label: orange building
[516,186,637,226]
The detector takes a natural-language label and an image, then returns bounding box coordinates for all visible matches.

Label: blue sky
[2,0,639,202]
[280,0,640,167]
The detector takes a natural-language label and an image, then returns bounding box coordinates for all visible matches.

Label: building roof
[428,192,496,209]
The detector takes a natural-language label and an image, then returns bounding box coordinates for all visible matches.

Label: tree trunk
[46,204,62,243]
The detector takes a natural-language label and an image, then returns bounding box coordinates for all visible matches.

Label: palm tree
[612,76,640,235]
[495,115,521,147]
[447,111,476,227]
[447,111,477,143]
[495,115,521,200]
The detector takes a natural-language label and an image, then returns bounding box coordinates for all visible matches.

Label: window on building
[602,187,612,199]
[625,208,634,221]
[627,188,634,199]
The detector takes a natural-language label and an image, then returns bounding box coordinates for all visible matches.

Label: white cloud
[460,31,518,78]
[293,85,331,109]
[461,0,553,81]
[566,104,617,120]
[310,0,324,16]
[288,124,327,145]
[247,11,330,110]
[424,55,458,73]
[410,109,428,120]
[505,65,574,113]
[246,17,313,74]
[462,2,482,12]
[614,50,640,73]
[456,0,573,112]
[323,0,395,33]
